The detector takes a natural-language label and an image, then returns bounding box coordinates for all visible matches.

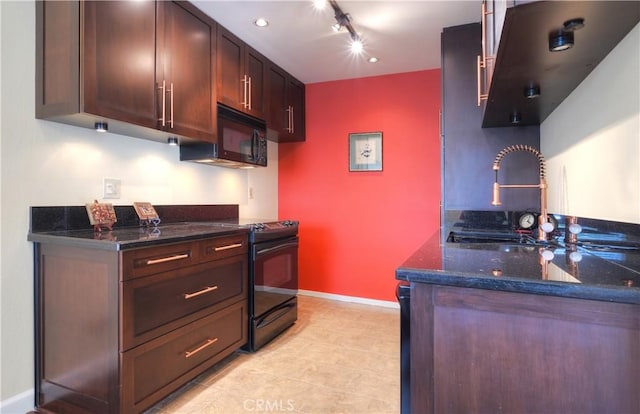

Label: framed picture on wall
[349,131,383,171]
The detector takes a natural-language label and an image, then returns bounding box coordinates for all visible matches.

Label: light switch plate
[103,178,121,199]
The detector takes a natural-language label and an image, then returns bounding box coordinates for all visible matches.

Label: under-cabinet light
[94,122,108,132]
[549,30,574,52]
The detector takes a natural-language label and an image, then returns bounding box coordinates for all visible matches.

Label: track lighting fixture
[167,137,178,146]
[329,0,364,54]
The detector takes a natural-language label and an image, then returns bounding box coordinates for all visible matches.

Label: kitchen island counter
[396,232,640,305]
[396,231,640,414]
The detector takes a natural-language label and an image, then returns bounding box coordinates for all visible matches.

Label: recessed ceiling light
[368,56,379,63]
[254,18,269,27]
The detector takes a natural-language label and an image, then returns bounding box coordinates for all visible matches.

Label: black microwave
[180,105,267,168]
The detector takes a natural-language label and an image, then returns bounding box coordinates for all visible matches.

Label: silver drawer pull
[213,243,243,252]
[184,338,218,358]
[146,253,189,265]
[184,285,218,300]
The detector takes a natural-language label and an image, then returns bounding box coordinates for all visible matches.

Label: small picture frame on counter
[349,131,383,171]
[134,202,161,227]
[86,200,117,232]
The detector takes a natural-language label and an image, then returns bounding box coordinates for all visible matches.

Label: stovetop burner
[210,218,298,242]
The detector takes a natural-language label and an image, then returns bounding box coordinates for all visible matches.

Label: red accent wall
[278,70,441,302]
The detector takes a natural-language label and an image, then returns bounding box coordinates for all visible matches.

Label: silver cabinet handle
[286,106,294,133]
[214,242,243,252]
[169,82,174,128]
[145,253,189,265]
[248,76,252,110]
[184,338,218,358]
[241,75,249,109]
[158,80,166,126]
[290,105,294,133]
[184,285,218,299]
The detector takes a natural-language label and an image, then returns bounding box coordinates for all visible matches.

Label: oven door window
[253,237,298,316]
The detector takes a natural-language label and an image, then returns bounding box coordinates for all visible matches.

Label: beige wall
[0,0,277,405]
[542,24,640,223]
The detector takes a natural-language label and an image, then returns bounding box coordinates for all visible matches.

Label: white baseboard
[298,290,399,309]
[0,388,34,414]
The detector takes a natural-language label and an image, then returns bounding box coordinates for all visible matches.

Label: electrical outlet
[103,178,121,199]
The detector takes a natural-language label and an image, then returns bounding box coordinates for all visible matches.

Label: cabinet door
[160,1,216,142]
[83,0,157,129]
[287,77,305,142]
[246,47,267,119]
[217,27,245,112]
[267,64,287,134]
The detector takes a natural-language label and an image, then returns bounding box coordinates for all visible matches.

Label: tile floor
[144,294,400,413]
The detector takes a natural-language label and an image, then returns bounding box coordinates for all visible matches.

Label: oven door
[253,236,298,314]
[251,236,298,350]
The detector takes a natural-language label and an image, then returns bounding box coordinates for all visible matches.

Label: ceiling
[192,0,481,84]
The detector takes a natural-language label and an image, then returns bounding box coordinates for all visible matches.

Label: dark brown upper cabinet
[157,1,216,141]
[36,0,216,144]
[216,26,267,120]
[267,63,306,142]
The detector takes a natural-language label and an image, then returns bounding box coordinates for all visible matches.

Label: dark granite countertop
[396,232,640,305]
[27,222,248,251]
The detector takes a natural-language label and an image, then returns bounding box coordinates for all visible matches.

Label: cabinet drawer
[121,302,247,413]
[122,255,248,350]
[122,241,197,281]
[200,233,248,263]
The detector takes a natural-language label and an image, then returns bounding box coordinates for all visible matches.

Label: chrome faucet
[491,144,552,241]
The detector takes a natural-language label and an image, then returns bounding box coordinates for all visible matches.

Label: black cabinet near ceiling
[441,23,540,216]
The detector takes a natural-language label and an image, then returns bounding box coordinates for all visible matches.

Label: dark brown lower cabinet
[33,235,248,414]
[411,283,640,414]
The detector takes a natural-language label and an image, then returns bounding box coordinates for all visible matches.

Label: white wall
[0,0,278,406]
[542,24,640,223]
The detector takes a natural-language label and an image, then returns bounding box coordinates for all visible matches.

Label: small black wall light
[510,112,522,125]
[167,137,179,146]
[94,122,108,132]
